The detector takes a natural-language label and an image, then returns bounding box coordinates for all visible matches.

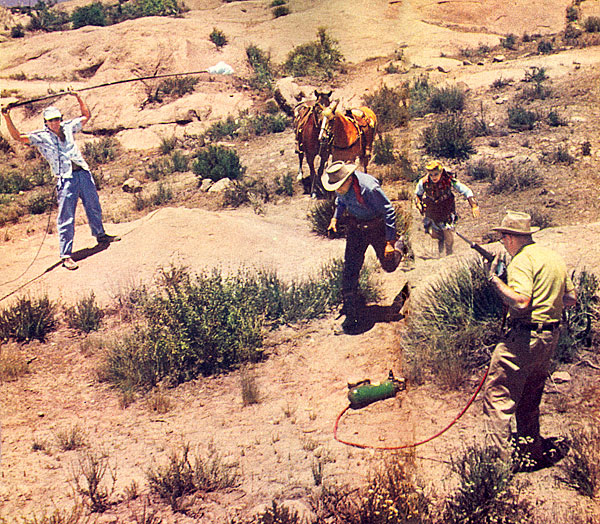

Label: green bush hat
[321,161,357,191]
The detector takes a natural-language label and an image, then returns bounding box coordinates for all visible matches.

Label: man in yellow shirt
[484,211,576,470]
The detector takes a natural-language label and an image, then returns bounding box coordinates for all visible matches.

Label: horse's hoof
[311,193,317,199]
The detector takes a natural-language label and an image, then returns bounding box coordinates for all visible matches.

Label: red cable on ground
[333,366,489,450]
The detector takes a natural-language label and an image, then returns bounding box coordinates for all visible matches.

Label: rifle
[455,230,506,279]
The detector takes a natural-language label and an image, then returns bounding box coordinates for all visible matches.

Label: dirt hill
[1,0,599,522]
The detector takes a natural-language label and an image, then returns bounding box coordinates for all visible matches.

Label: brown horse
[319,101,378,173]
[294,90,332,197]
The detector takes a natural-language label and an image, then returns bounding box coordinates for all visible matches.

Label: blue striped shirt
[28,117,90,178]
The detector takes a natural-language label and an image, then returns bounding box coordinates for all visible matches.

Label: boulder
[208,177,232,192]
[274,77,311,116]
[200,178,214,192]
[122,177,143,193]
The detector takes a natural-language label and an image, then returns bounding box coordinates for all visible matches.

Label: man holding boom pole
[2,91,119,270]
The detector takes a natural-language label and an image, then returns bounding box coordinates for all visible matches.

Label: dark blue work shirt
[333,171,397,241]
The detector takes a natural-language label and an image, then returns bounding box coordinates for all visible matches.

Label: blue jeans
[56,169,105,258]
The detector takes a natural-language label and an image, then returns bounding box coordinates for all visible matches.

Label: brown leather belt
[509,320,559,332]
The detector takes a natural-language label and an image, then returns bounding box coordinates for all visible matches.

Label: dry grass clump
[146,443,239,512]
[558,422,600,498]
[0,343,30,381]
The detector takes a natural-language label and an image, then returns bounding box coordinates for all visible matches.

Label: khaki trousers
[482,326,559,461]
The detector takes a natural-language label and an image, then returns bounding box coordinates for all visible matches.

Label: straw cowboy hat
[321,161,357,192]
[492,210,540,235]
[425,160,443,171]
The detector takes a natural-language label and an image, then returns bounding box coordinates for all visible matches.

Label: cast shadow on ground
[345,283,410,335]
[44,242,111,274]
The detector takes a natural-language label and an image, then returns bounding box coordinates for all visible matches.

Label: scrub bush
[423,114,475,159]
[443,443,533,524]
[147,443,239,512]
[0,294,57,342]
[373,135,396,165]
[193,145,245,181]
[26,1,69,32]
[584,16,600,32]
[364,85,410,130]
[555,270,599,363]
[507,104,540,131]
[246,44,274,90]
[103,262,377,390]
[71,2,108,29]
[558,422,600,498]
[0,170,33,193]
[427,85,466,113]
[209,27,227,49]
[272,5,289,17]
[283,28,344,79]
[488,160,542,194]
[83,137,119,168]
[65,292,104,333]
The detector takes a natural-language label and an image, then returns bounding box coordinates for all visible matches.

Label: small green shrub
[10,24,25,37]
[427,85,466,113]
[423,114,475,159]
[27,191,55,215]
[274,173,294,196]
[193,145,245,182]
[551,145,575,164]
[206,115,240,141]
[26,1,69,32]
[548,109,567,127]
[491,76,512,89]
[582,141,592,156]
[71,2,107,29]
[526,206,554,230]
[134,183,174,211]
[555,270,599,363]
[507,104,540,131]
[209,27,227,49]
[373,135,396,165]
[364,85,410,130]
[584,16,600,32]
[246,44,274,90]
[272,4,289,17]
[145,158,173,181]
[443,443,533,524]
[488,161,542,194]
[523,66,547,83]
[566,5,579,22]
[0,170,33,194]
[55,424,87,451]
[0,294,57,342]
[558,423,600,498]
[83,137,119,168]
[537,39,554,54]
[466,159,495,181]
[500,33,517,49]
[283,27,344,79]
[308,198,337,237]
[270,0,285,5]
[156,77,198,100]
[171,150,189,172]
[65,292,104,333]
[409,75,432,117]
[222,176,271,211]
[159,136,178,155]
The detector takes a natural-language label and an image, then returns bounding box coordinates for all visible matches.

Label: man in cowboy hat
[323,161,405,334]
[2,92,119,270]
[484,210,576,469]
[414,160,480,256]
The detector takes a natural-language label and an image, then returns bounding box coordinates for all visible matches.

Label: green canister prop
[347,371,405,409]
